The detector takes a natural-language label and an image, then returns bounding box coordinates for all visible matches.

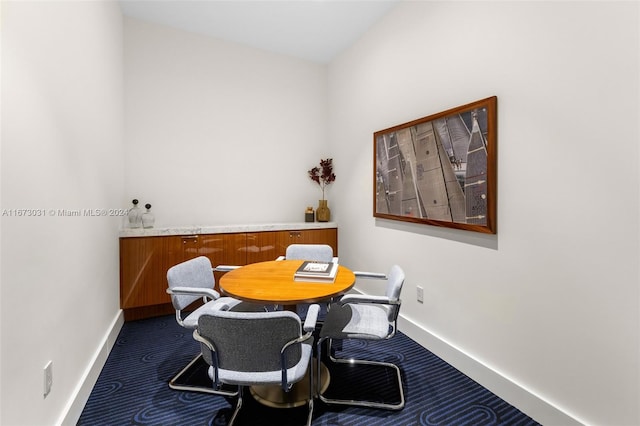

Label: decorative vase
[127,199,142,228]
[142,203,155,229]
[316,200,330,222]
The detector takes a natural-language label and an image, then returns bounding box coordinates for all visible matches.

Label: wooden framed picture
[374,96,497,234]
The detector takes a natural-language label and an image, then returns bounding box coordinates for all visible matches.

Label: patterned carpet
[78,314,541,426]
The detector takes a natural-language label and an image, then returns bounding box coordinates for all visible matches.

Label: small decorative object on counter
[127,199,142,228]
[308,158,336,223]
[305,206,315,222]
[142,203,155,228]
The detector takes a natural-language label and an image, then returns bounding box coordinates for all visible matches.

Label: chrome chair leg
[168,353,238,396]
[228,386,243,426]
[307,357,315,426]
[317,337,405,410]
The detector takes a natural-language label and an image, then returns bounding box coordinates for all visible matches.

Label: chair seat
[181,297,242,329]
[207,344,312,387]
[320,304,390,340]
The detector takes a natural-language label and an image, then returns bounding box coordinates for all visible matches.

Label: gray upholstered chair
[193,304,320,426]
[316,264,406,410]
[166,256,261,392]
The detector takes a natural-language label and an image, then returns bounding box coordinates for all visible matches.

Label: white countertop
[119,222,338,238]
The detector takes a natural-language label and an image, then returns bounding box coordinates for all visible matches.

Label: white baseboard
[58,309,125,426]
[397,314,586,426]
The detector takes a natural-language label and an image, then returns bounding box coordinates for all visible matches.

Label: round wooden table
[219,259,355,310]
[219,259,355,408]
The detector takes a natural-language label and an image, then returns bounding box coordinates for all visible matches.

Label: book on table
[294,260,338,282]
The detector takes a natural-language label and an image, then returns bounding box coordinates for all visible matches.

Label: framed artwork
[373,96,497,234]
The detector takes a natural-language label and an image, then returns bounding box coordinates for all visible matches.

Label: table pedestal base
[250,360,329,408]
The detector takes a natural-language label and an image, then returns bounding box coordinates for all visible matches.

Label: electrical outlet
[44,361,53,398]
[416,285,424,303]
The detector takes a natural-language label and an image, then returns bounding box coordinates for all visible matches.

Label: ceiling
[119,0,399,63]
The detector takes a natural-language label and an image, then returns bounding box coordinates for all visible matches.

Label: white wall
[124,18,330,227]
[0,1,124,425]
[328,2,639,425]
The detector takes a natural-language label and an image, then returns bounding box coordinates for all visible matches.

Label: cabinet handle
[289,231,301,238]
[181,235,198,243]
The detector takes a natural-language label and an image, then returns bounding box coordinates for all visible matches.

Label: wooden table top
[219,260,355,305]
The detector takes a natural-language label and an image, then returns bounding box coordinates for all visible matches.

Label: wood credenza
[119,226,338,320]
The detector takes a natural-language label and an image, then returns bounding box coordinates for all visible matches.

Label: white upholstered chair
[277,244,337,315]
[316,264,406,410]
[280,243,336,264]
[166,256,262,392]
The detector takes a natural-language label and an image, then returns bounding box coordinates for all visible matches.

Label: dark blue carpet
[78,315,541,426]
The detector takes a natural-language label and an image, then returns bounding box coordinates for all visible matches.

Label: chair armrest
[302,304,320,333]
[337,294,394,306]
[275,256,285,261]
[193,330,222,388]
[213,265,241,272]
[353,271,387,279]
[280,307,318,391]
[193,329,213,350]
[211,301,234,312]
[167,286,220,300]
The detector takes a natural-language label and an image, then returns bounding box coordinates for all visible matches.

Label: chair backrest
[167,256,215,310]
[285,244,333,262]
[198,310,303,373]
[385,265,405,321]
[385,265,405,301]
